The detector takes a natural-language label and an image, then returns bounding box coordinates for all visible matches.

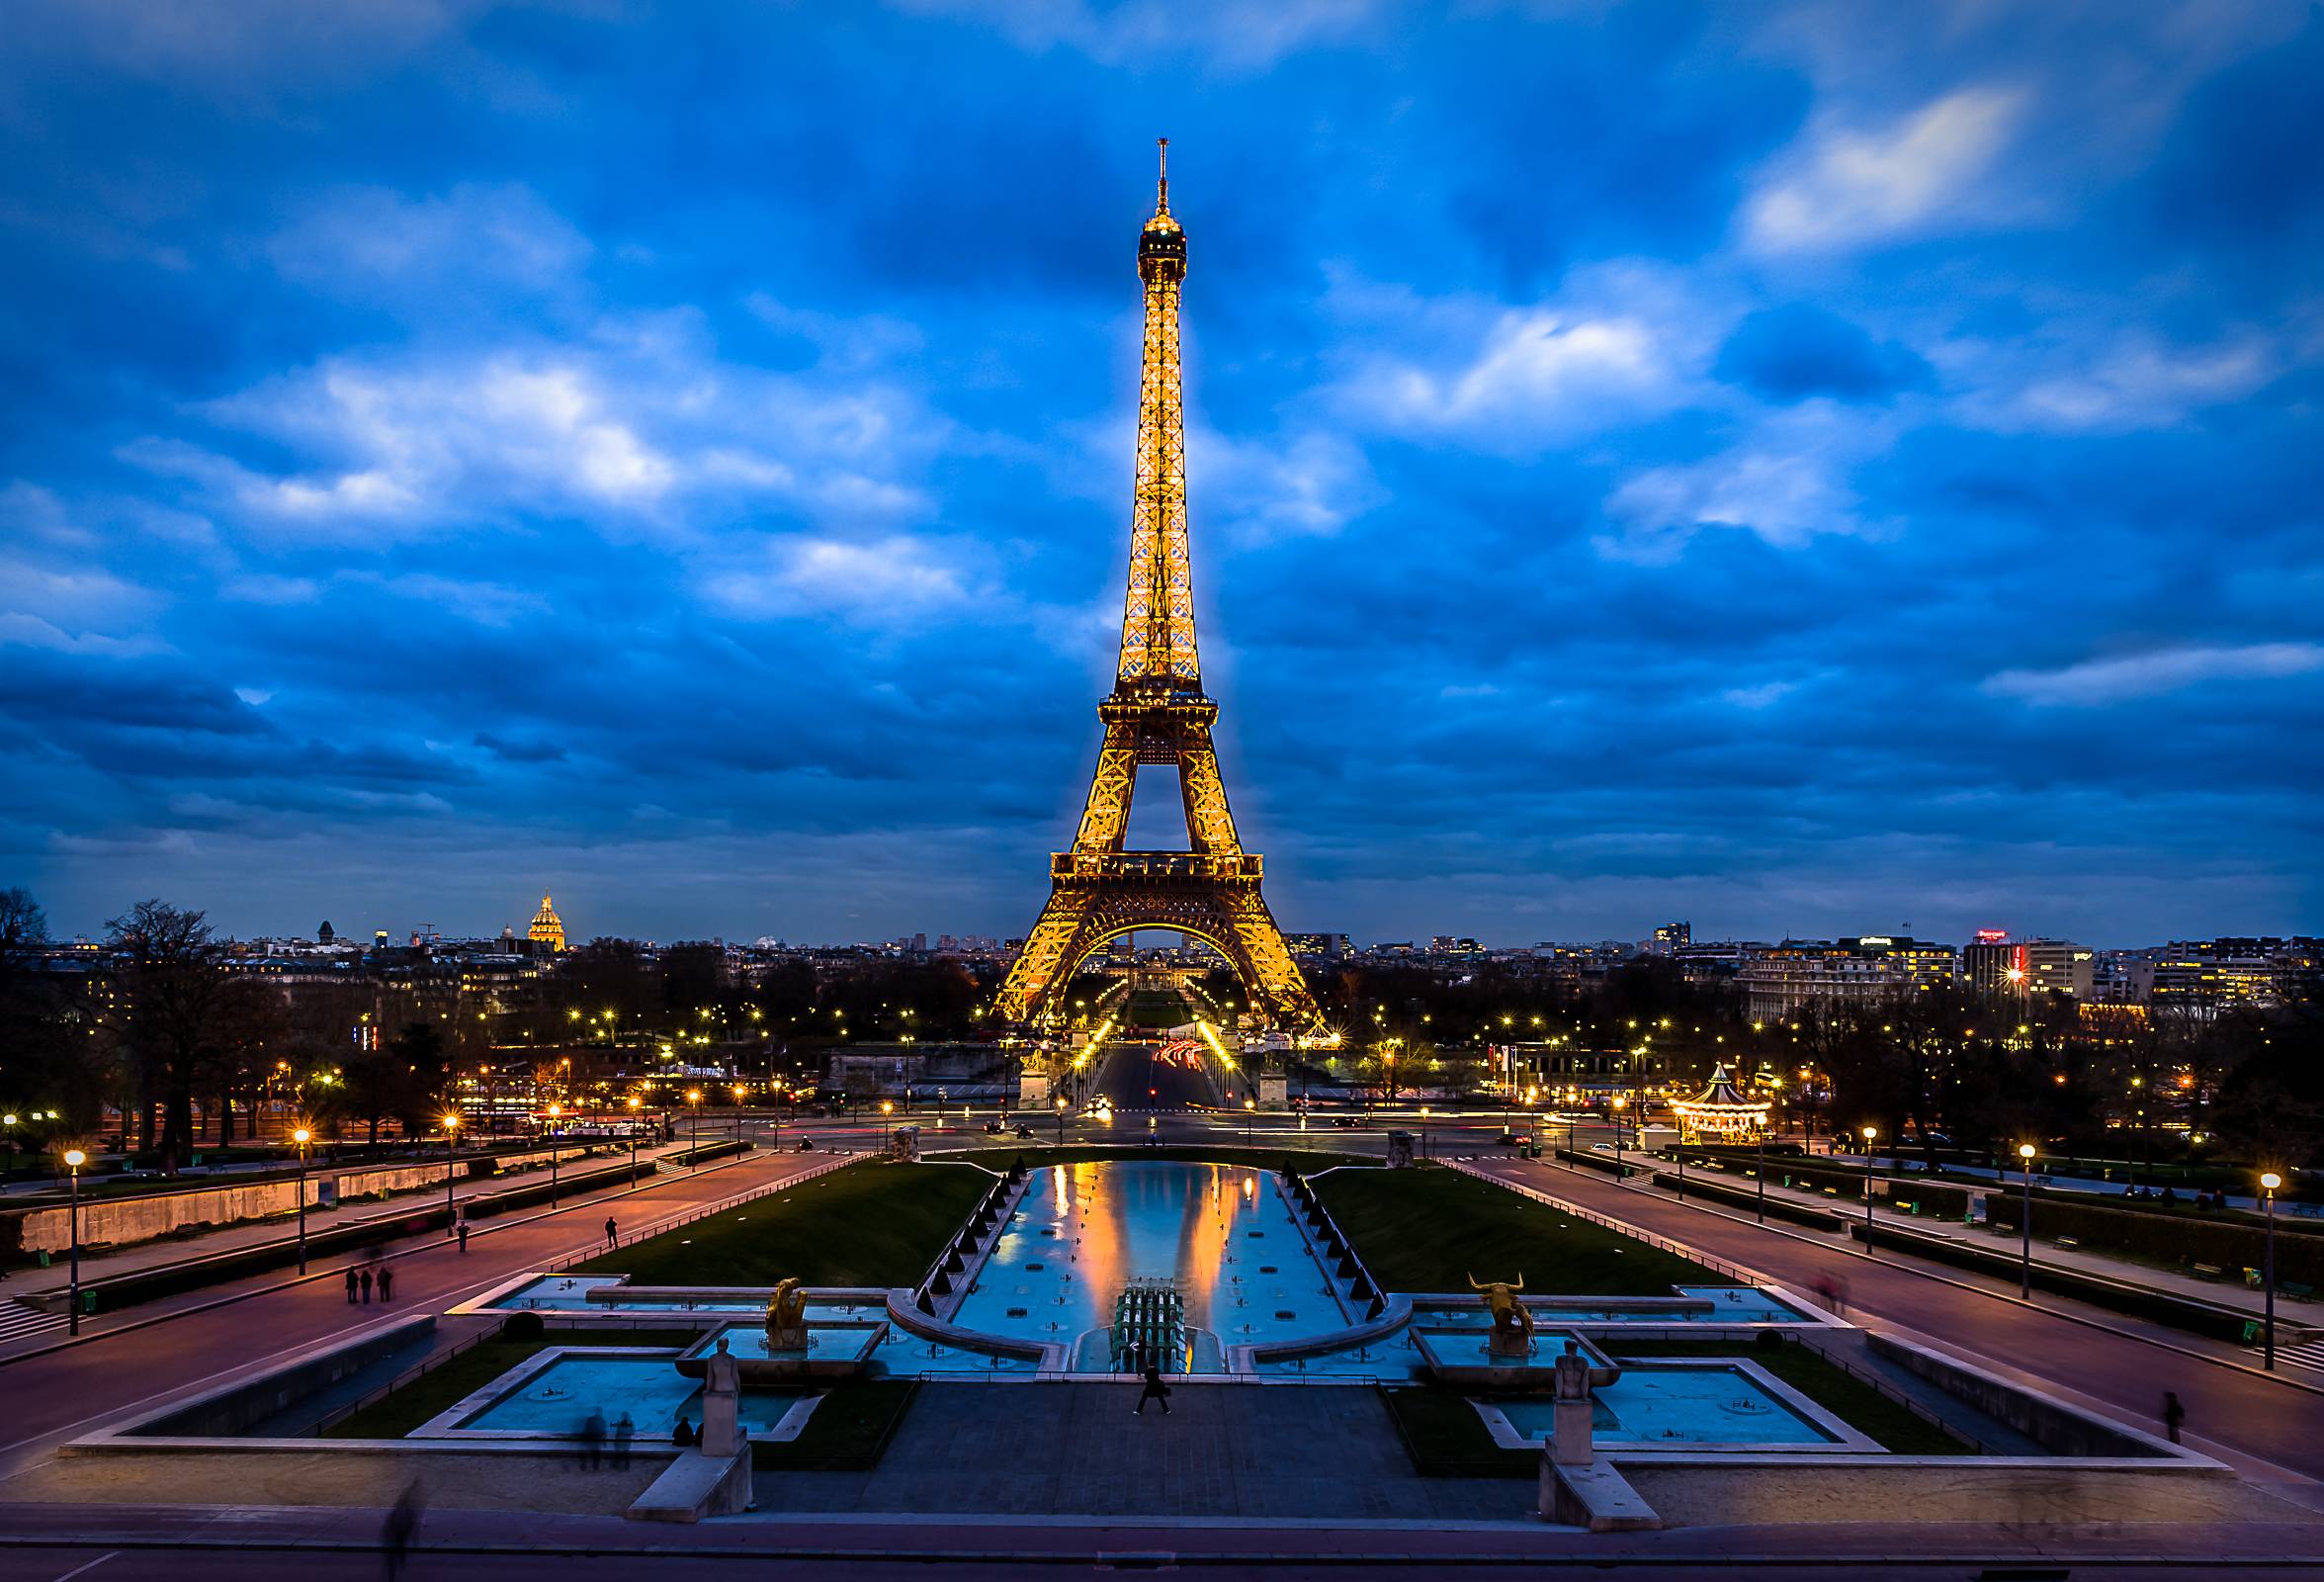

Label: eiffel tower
[993,142,1323,1035]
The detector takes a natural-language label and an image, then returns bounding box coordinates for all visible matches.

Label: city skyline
[6,4,2322,947]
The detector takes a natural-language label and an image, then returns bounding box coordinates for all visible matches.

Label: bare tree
[105,900,230,1173]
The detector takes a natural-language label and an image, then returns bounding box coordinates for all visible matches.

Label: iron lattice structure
[993,143,1323,1036]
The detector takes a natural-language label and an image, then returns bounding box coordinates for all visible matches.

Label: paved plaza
[767,1380,1522,1521]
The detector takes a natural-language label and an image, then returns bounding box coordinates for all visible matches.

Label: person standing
[604,1215,619,1249]
[377,1265,394,1303]
[612,1412,635,1470]
[2163,1391,2186,1445]
[359,1266,375,1304]
[345,1267,360,1304]
[456,1221,471,1254]
[382,1479,420,1582]
[1134,1355,1171,1417]
[581,1407,606,1470]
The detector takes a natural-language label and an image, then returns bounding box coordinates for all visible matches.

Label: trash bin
[81,1290,97,1315]
[36,1249,50,1269]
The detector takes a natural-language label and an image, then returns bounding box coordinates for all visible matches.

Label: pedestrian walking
[604,1215,619,1249]
[345,1268,360,1304]
[377,1265,394,1303]
[612,1412,635,1469]
[359,1266,375,1303]
[382,1478,421,1582]
[2163,1391,2186,1445]
[1134,1356,1171,1417]
[581,1407,606,1470]
[457,1220,471,1253]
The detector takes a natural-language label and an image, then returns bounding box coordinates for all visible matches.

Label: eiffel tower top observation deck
[992,144,1323,1036]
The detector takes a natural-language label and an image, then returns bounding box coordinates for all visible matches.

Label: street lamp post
[442,1113,460,1234]
[1612,1097,1628,1176]
[1756,1124,1766,1224]
[3,1112,17,1177]
[1859,1126,1879,1250]
[881,1099,894,1151]
[2018,1143,2036,1298]
[1057,1097,1069,1144]
[627,1096,643,1187]
[2263,1171,2282,1371]
[293,1127,311,1274]
[687,1090,703,1161]
[64,1147,86,1335]
[1244,1096,1255,1149]
[547,1102,562,1206]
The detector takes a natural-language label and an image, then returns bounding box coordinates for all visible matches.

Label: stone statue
[700,1334,742,1457]
[765,1277,810,1350]
[1550,1338,1623,1467]
[1469,1273,1535,1357]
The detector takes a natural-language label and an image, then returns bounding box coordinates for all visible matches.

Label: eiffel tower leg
[1216,887,1323,1031]
[1072,723,1140,854]
[1174,728,1244,856]
[992,886,1098,1024]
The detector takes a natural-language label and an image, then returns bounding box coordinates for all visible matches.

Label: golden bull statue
[765,1277,810,1348]
[1469,1273,1535,1356]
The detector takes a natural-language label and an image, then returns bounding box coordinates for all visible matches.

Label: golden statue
[1468,1273,1534,1357]
[765,1277,810,1349]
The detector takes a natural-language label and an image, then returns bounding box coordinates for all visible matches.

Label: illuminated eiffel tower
[993,142,1323,1035]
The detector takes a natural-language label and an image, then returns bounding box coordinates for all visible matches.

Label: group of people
[343,1262,395,1303]
[572,1407,639,1469]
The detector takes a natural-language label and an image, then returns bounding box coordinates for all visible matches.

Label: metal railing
[539,1153,858,1275]
[310,1320,509,1436]
[1799,1338,1994,1454]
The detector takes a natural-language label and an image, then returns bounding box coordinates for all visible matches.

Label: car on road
[1330,1115,1362,1129]
[1015,1124,1036,1138]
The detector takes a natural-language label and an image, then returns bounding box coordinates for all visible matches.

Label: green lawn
[1380,1385,1536,1478]
[751,1378,919,1470]
[1312,1163,1715,1295]
[1604,1339,1972,1455]
[323,1327,700,1440]
[572,1160,991,1287]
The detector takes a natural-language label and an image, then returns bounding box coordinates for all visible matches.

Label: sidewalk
[2,1140,693,1299]
[1626,1153,2311,1326]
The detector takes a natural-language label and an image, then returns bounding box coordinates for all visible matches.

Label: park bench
[2284,1281,2317,1301]
[2191,1263,2226,1281]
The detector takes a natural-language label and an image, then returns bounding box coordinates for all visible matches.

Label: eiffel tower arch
[994,142,1324,1036]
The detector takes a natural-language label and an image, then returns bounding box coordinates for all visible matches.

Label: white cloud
[1984,644,2324,706]
[886,0,1375,68]
[2008,337,2275,432]
[1193,427,1380,543]
[1328,264,1720,449]
[1722,680,1800,710]
[1745,86,2026,253]
[703,535,977,623]
[270,183,591,302]
[1607,443,1877,562]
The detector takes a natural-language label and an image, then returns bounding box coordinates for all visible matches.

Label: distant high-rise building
[1735,936,1956,1020]
[1652,922,1690,954]
[317,920,334,943]
[529,893,566,953]
[1965,934,2092,999]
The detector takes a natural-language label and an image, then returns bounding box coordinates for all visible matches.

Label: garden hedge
[1984,1192,2324,1286]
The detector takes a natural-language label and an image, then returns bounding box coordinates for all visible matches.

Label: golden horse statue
[1468,1273,1534,1349]
[765,1277,809,1338]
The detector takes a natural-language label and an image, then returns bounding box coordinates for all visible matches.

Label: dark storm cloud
[0,2,2317,945]
[1714,306,1934,403]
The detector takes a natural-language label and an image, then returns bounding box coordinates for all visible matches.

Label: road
[1088,1040,1223,1111]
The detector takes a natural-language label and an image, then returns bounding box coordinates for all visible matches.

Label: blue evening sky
[3,1,2319,948]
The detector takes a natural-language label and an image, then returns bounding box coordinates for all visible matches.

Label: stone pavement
[760,1381,1527,1521]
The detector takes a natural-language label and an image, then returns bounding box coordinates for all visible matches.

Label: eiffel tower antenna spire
[994,148,1322,1040]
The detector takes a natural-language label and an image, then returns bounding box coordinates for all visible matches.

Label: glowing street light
[441,1112,461,1233]
[2017,1142,2037,1298]
[293,1126,313,1274]
[1860,1126,1879,1247]
[64,1147,86,1334]
[2262,1171,2283,1370]
[547,1102,564,1205]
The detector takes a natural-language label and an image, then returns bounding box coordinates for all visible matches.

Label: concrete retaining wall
[3,1146,599,1255]
[125,1316,438,1439]
[1865,1332,2171,1458]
